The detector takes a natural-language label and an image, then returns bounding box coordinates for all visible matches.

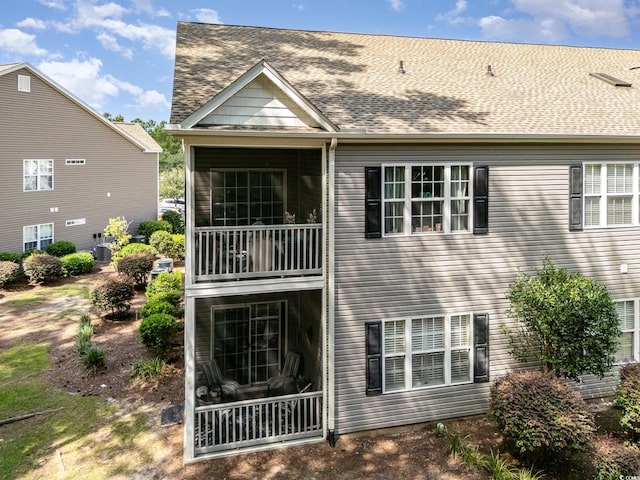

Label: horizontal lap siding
[333,143,639,434]
[0,69,157,253]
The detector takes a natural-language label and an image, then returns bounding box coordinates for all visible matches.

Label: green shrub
[76,323,94,354]
[140,300,178,319]
[81,344,106,370]
[61,252,95,276]
[490,370,595,462]
[22,253,64,284]
[145,271,182,306]
[90,277,135,319]
[131,357,167,380]
[45,240,76,257]
[111,242,157,265]
[0,252,21,263]
[139,313,178,357]
[161,210,184,234]
[616,363,640,441]
[21,249,43,260]
[172,234,185,261]
[593,435,640,479]
[138,220,172,242]
[0,261,21,287]
[149,230,174,258]
[117,251,156,289]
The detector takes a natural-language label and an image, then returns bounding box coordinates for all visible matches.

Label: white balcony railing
[194,391,323,455]
[195,224,322,282]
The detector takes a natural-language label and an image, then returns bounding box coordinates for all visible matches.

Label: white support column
[183,294,196,462]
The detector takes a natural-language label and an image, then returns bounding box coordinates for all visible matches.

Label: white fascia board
[179,60,338,132]
[3,63,153,153]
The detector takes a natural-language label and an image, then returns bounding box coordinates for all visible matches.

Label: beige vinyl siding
[0,68,157,253]
[333,143,636,434]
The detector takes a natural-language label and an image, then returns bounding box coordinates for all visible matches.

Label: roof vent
[486,65,494,77]
[589,72,632,87]
[398,60,406,74]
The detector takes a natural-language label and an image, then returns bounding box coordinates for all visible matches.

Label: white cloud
[17,18,48,30]
[437,0,469,24]
[387,0,405,12]
[130,89,171,112]
[478,0,632,42]
[0,29,48,56]
[292,3,305,11]
[192,8,222,24]
[37,0,67,10]
[96,32,134,59]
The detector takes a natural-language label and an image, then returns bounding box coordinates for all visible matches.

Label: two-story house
[167,23,640,462]
[0,63,161,255]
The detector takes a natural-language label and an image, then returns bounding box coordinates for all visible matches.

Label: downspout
[326,137,337,447]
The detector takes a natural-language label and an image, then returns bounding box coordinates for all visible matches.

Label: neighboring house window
[584,162,638,227]
[616,300,640,363]
[211,301,284,386]
[382,313,472,392]
[382,164,471,235]
[23,223,53,251]
[24,159,53,191]
[210,169,285,226]
[66,218,86,226]
[65,159,86,165]
[18,75,30,92]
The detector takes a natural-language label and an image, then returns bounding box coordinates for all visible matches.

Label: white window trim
[66,218,86,226]
[616,298,640,364]
[23,223,54,252]
[23,159,54,192]
[382,312,474,393]
[382,162,473,237]
[584,162,640,228]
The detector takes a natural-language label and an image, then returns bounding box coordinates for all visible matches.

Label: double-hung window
[616,300,640,363]
[584,162,638,227]
[23,223,53,251]
[382,163,471,235]
[23,159,53,192]
[383,313,472,392]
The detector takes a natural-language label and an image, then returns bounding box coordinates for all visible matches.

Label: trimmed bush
[139,313,178,357]
[145,270,182,306]
[90,277,135,319]
[490,370,595,461]
[140,300,178,319]
[137,220,172,242]
[46,240,76,257]
[593,435,640,479]
[117,251,156,289]
[22,253,64,284]
[21,249,43,260]
[149,230,185,260]
[61,252,95,276]
[172,234,185,261]
[0,252,21,263]
[616,363,640,441]
[111,242,157,265]
[161,210,184,234]
[0,261,21,287]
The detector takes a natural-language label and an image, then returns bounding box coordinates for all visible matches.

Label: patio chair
[266,351,300,395]
[201,359,240,401]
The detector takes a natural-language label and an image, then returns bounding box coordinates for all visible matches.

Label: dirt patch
[0,265,635,479]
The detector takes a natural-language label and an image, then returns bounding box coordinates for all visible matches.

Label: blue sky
[1,0,639,123]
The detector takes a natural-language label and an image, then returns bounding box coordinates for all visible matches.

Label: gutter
[327,137,337,447]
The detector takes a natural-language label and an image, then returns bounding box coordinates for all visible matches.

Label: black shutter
[473,166,489,234]
[473,313,490,383]
[365,321,382,395]
[569,165,583,231]
[365,167,382,238]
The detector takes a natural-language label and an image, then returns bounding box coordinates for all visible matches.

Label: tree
[159,166,185,201]
[103,112,125,122]
[504,256,620,381]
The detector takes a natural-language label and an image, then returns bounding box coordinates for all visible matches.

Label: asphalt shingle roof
[170,22,640,136]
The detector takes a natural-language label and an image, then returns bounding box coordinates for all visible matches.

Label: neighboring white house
[167,23,640,462]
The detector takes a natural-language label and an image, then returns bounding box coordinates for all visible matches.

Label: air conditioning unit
[95,244,111,263]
